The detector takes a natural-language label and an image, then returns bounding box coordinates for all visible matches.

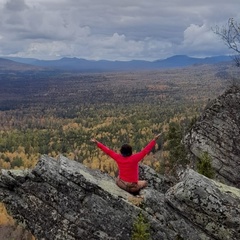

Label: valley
[0,61,238,239]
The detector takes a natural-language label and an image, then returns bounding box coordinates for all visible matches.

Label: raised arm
[90,138,119,160]
[154,133,161,141]
[134,133,161,161]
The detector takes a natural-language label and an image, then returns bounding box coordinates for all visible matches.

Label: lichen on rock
[1,154,240,240]
[184,85,240,188]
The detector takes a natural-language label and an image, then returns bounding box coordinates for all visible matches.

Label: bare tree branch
[213,18,240,67]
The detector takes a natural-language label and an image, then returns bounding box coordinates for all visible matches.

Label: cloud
[179,23,229,57]
[0,0,239,60]
[5,0,29,11]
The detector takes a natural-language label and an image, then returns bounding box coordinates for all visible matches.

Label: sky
[0,0,239,61]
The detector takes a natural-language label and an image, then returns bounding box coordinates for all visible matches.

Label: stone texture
[184,85,240,187]
[165,168,240,240]
[1,155,240,240]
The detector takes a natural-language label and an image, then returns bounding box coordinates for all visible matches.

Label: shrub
[131,212,151,240]
[197,152,215,179]
[11,157,23,168]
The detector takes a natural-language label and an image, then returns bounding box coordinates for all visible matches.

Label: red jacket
[97,139,156,182]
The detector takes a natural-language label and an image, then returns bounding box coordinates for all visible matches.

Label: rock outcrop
[184,85,240,188]
[1,155,240,240]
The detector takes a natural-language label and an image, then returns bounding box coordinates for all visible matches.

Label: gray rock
[1,155,240,240]
[166,168,240,240]
[184,85,240,188]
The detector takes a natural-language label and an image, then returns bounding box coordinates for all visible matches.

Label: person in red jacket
[90,133,161,194]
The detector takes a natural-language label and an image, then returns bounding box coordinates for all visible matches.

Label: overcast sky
[0,0,239,61]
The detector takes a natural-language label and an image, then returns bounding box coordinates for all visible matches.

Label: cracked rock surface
[1,155,240,240]
[184,85,240,188]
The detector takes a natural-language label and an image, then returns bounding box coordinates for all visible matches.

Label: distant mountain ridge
[0,58,43,71]
[1,55,233,72]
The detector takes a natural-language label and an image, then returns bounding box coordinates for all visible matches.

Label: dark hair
[120,144,132,157]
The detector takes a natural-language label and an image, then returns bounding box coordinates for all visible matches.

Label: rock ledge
[1,155,240,240]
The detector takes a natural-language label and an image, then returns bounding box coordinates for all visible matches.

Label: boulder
[1,155,240,240]
[184,85,240,187]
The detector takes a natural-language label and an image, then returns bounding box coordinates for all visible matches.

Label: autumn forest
[0,61,238,238]
[0,63,236,176]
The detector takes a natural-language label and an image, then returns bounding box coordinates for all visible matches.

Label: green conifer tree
[131,212,151,240]
[197,152,215,179]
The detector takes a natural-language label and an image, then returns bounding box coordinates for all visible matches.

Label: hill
[0,58,44,72]
[3,55,233,72]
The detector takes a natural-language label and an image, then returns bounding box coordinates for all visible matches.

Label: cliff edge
[1,155,240,240]
[184,85,240,188]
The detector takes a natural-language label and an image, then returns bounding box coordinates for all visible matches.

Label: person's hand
[90,138,98,144]
[154,133,162,140]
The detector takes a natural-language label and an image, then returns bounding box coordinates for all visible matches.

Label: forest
[0,62,238,238]
[0,62,236,176]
